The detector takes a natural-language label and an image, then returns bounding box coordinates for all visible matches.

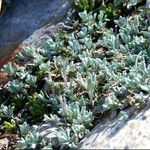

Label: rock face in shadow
[0,0,71,57]
[79,105,150,149]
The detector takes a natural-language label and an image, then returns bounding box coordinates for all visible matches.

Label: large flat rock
[0,0,71,57]
[79,105,150,149]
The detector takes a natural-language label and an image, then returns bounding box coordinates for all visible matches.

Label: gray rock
[38,124,58,148]
[0,138,9,149]
[22,22,65,49]
[79,105,150,149]
[0,0,72,57]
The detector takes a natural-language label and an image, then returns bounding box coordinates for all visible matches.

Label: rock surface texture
[79,105,150,149]
[0,0,71,57]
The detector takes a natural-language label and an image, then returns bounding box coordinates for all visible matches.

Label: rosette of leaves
[69,0,102,12]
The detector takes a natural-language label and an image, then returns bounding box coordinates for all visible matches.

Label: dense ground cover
[0,0,149,149]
